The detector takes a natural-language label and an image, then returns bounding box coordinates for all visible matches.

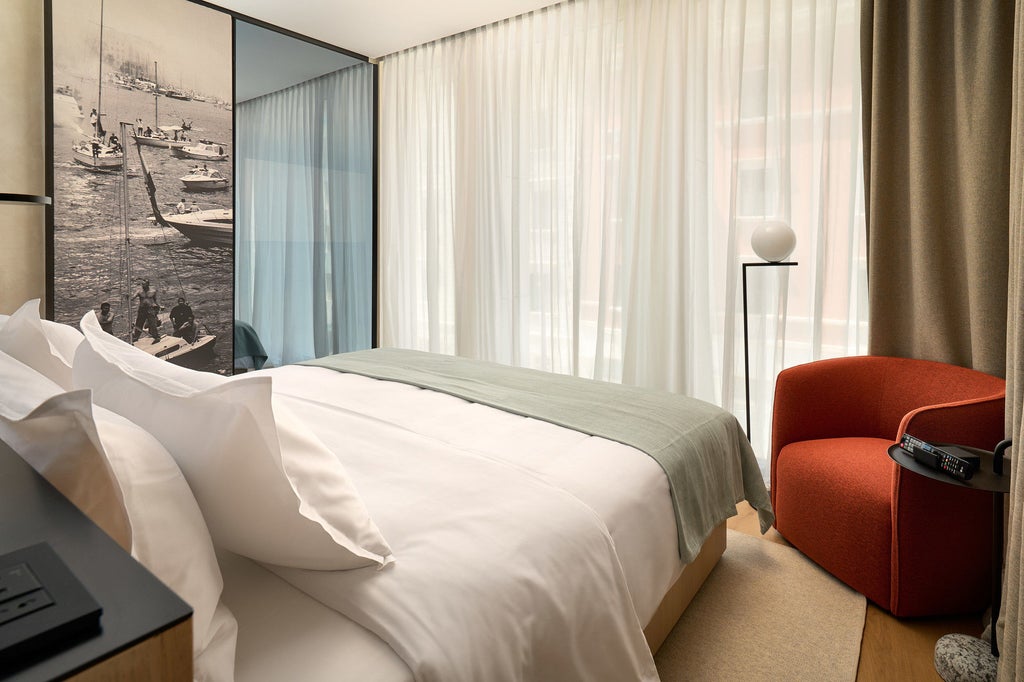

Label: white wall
[0,0,47,314]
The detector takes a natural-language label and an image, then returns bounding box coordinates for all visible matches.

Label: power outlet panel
[0,543,102,670]
[0,563,43,603]
[0,589,54,626]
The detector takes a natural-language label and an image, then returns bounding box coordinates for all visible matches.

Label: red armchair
[770,356,1006,617]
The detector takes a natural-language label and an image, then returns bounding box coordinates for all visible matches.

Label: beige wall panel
[1,0,46,193]
[1,0,48,312]
[0,206,46,314]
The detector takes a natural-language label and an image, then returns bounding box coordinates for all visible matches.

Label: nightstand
[0,440,193,681]
[888,440,1011,681]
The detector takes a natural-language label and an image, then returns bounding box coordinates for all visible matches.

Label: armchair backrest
[770,356,1005,492]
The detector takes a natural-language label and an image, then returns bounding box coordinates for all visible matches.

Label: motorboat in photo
[164,88,191,101]
[172,141,229,161]
[180,166,229,191]
[160,208,234,246]
[135,133,234,247]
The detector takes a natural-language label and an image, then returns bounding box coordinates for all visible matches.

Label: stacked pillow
[0,300,82,388]
[0,350,235,681]
[0,300,396,680]
[74,310,394,570]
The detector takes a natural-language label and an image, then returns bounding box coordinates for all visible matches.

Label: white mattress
[218,549,413,682]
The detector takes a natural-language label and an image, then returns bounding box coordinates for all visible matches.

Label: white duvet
[266,365,698,682]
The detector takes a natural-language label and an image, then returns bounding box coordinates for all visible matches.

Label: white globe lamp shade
[751,221,796,263]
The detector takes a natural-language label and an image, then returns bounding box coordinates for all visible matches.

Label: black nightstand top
[0,440,192,681]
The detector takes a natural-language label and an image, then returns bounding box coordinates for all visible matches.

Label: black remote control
[899,434,975,482]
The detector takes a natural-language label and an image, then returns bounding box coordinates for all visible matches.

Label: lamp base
[934,634,997,682]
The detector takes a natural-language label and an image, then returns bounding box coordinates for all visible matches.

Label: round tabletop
[888,443,1011,493]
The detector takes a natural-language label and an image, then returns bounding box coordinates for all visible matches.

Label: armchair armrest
[899,395,1006,452]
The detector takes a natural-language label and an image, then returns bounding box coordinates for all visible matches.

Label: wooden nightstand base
[69,618,192,682]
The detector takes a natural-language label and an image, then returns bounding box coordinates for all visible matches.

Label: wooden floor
[728,502,984,681]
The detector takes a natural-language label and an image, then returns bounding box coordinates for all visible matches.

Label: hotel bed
[0,301,772,681]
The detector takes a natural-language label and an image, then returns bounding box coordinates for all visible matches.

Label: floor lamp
[742,221,797,445]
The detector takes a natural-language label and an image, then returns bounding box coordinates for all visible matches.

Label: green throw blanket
[302,348,774,562]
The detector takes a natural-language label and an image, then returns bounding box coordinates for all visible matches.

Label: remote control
[899,434,975,482]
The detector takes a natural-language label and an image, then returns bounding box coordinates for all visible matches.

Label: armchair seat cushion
[774,437,894,609]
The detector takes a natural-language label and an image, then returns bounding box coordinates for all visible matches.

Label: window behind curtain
[236,63,375,368]
[379,0,866,475]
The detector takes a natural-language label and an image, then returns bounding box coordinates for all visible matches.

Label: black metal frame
[0,194,51,205]
[741,261,797,444]
[189,0,379,349]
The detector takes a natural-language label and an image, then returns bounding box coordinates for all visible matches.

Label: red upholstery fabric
[770,356,1005,617]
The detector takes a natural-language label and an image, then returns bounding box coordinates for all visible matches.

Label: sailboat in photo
[116,123,217,366]
[71,0,124,171]
[135,61,189,150]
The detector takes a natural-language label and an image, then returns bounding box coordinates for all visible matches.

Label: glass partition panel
[234,20,375,370]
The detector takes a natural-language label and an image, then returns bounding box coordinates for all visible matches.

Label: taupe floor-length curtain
[999,0,1024,676]
[862,0,1013,376]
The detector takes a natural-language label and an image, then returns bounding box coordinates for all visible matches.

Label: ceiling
[235,21,362,102]
[204,0,566,60]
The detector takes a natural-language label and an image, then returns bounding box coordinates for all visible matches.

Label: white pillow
[0,350,131,550]
[0,350,236,680]
[92,405,237,682]
[0,300,80,389]
[42,317,86,366]
[74,311,394,570]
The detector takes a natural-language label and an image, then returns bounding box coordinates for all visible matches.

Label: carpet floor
[654,530,866,681]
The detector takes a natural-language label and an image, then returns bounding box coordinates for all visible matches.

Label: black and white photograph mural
[51,0,233,373]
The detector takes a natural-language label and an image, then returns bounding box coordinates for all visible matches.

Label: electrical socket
[0,589,54,626]
[0,563,42,603]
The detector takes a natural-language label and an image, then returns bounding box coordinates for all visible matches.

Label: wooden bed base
[643,522,727,654]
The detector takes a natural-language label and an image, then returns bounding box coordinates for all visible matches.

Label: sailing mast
[95,0,104,139]
[121,122,133,342]
[72,0,121,169]
[154,60,159,132]
[128,130,217,361]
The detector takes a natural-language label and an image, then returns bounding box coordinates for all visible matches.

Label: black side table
[888,440,1012,679]
[0,440,193,680]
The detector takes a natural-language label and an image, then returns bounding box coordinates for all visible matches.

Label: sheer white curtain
[236,63,375,367]
[379,0,866,471]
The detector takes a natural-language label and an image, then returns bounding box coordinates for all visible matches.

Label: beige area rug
[655,530,867,681]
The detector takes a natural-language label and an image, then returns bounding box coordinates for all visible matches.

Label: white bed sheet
[252,365,704,681]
